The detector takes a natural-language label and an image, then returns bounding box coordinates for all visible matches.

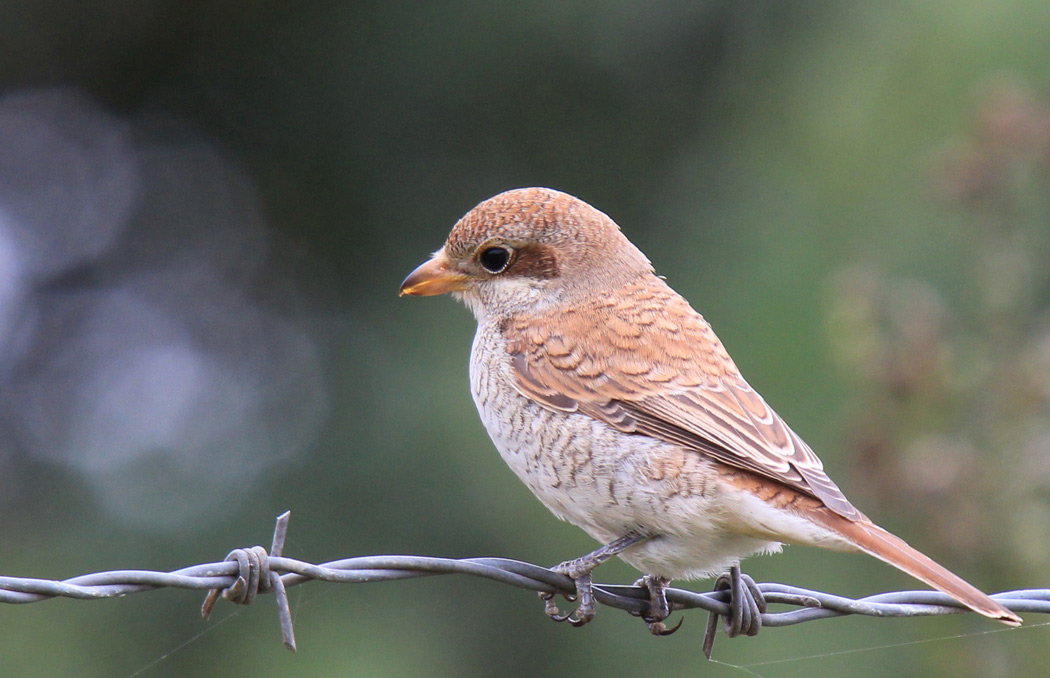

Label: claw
[541,588,586,624]
[634,574,680,637]
[540,591,566,621]
[647,617,685,636]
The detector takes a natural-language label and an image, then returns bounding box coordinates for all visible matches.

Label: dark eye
[478,246,511,273]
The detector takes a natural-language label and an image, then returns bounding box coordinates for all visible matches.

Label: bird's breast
[469,321,609,526]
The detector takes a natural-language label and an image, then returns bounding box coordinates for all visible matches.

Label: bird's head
[400,187,653,321]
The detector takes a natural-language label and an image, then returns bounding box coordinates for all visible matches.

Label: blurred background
[1,1,1050,676]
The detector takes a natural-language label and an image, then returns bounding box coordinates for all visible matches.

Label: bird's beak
[399,251,470,296]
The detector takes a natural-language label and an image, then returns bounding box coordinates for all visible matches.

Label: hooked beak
[399,251,470,296]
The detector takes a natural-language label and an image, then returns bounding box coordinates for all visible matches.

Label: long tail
[809,509,1021,626]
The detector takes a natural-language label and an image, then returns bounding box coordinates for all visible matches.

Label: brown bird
[400,187,1021,636]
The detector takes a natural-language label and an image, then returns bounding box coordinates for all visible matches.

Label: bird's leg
[632,574,684,636]
[702,564,767,659]
[541,531,649,628]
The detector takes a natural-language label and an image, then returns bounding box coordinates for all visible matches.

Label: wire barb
[200,511,296,652]
[703,565,766,659]
[1,513,1045,658]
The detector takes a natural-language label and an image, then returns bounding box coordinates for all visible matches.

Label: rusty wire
[2,512,1047,656]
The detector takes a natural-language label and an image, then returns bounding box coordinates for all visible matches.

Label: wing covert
[503,277,863,521]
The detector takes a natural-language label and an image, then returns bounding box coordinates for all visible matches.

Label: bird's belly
[469,335,782,579]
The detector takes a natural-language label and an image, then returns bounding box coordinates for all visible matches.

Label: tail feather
[810,509,1021,626]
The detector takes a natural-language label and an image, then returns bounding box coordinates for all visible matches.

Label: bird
[399,186,1021,637]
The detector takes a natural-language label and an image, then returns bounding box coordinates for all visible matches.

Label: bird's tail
[810,509,1021,626]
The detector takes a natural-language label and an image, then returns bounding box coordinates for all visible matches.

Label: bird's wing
[504,277,862,521]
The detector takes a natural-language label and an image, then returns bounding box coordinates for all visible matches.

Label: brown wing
[505,276,863,521]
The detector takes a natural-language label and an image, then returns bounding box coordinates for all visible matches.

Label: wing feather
[504,277,863,521]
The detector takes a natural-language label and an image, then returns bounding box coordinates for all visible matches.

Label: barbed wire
[2,512,1047,657]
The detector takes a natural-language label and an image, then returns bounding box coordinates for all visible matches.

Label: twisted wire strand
[2,513,1046,653]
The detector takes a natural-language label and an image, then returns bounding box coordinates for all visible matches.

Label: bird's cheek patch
[507,244,560,280]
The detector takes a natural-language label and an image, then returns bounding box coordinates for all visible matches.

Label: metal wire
[2,512,1046,655]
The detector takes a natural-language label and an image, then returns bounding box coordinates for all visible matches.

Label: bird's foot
[703,564,767,659]
[540,559,596,627]
[539,532,650,628]
[631,574,683,636]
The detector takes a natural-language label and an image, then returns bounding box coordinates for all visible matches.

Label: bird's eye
[478,246,511,273]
